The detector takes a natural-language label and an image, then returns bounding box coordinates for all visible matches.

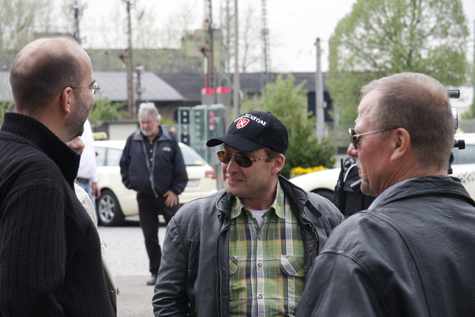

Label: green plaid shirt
[228,182,306,317]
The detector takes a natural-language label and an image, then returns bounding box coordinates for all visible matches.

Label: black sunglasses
[216,150,269,168]
[349,127,397,149]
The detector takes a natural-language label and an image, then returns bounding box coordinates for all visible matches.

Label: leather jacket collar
[215,175,322,220]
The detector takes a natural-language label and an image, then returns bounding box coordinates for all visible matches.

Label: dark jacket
[152,176,343,317]
[334,156,375,218]
[298,176,475,317]
[0,113,114,316]
[120,127,188,198]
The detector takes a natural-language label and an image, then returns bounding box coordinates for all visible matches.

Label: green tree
[0,101,11,126]
[328,0,470,122]
[0,0,59,51]
[461,96,475,120]
[260,74,335,178]
[88,99,127,124]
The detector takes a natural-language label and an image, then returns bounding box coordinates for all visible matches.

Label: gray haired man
[120,103,188,285]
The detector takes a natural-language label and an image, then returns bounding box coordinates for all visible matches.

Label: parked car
[289,168,340,202]
[290,133,475,203]
[94,140,218,226]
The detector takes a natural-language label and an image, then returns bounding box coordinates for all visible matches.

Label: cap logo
[236,118,250,129]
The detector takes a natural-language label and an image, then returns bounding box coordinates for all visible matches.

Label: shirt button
[258,263,262,268]
[258,294,263,299]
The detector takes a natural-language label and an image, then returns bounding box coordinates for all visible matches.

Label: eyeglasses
[71,82,101,94]
[349,127,397,149]
[216,150,269,168]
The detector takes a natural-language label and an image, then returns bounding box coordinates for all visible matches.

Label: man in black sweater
[0,37,115,316]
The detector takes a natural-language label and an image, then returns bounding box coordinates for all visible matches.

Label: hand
[163,190,178,207]
[67,137,85,155]
[91,182,101,198]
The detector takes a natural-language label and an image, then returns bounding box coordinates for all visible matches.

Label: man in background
[297,72,475,316]
[120,103,188,286]
[0,37,114,315]
[77,118,101,218]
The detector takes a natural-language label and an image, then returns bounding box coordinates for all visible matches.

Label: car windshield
[452,144,475,165]
[180,146,206,166]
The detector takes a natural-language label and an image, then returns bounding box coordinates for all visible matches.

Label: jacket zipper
[141,141,159,198]
[300,206,320,261]
[216,213,231,317]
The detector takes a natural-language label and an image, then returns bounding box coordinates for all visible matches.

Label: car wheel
[97,189,125,226]
[312,189,335,203]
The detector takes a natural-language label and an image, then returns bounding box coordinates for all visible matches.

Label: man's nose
[226,155,240,172]
[347,143,357,158]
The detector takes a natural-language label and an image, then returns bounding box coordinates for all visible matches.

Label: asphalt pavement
[98,216,166,317]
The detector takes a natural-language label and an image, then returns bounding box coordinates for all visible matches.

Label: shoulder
[167,191,226,243]
[0,140,63,189]
[307,192,341,217]
[174,190,224,222]
[74,183,97,226]
[322,210,398,255]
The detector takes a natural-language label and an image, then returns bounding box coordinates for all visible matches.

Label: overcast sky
[79,0,475,73]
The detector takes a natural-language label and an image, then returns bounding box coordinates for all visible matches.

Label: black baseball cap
[206,111,289,154]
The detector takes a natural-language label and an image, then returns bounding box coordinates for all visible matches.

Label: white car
[290,133,475,202]
[94,140,218,226]
[289,168,340,202]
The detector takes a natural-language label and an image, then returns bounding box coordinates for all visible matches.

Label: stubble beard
[66,93,90,140]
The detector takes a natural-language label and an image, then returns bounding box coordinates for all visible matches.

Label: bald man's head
[10,37,86,116]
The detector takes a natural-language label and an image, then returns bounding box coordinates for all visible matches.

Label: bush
[88,99,128,124]
[0,101,11,126]
[260,74,335,178]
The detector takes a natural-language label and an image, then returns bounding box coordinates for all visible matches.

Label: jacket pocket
[280,255,306,277]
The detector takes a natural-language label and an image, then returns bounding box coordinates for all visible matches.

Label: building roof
[95,72,183,102]
[157,73,205,101]
[0,71,328,103]
[156,72,328,102]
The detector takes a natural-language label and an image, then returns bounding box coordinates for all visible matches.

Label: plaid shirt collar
[229,181,286,220]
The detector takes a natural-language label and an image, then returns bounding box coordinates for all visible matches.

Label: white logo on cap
[236,118,250,129]
[234,113,267,127]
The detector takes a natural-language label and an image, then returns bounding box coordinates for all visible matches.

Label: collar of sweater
[1,112,81,187]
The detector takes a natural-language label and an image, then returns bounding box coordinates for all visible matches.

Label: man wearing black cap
[152,111,343,317]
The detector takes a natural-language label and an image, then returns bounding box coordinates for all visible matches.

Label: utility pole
[203,0,215,93]
[123,0,136,119]
[135,64,144,111]
[223,0,232,88]
[260,0,270,91]
[71,1,88,45]
[315,38,324,142]
[233,0,240,118]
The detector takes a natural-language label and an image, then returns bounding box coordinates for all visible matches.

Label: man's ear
[272,154,286,175]
[60,87,74,114]
[390,128,411,161]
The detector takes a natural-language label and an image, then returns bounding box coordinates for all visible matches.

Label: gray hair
[361,72,453,170]
[138,103,161,121]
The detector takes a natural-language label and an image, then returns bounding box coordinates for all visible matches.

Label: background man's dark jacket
[298,176,475,317]
[0,113,114,316]
[120,127,188,198]
[152,176,343,317]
